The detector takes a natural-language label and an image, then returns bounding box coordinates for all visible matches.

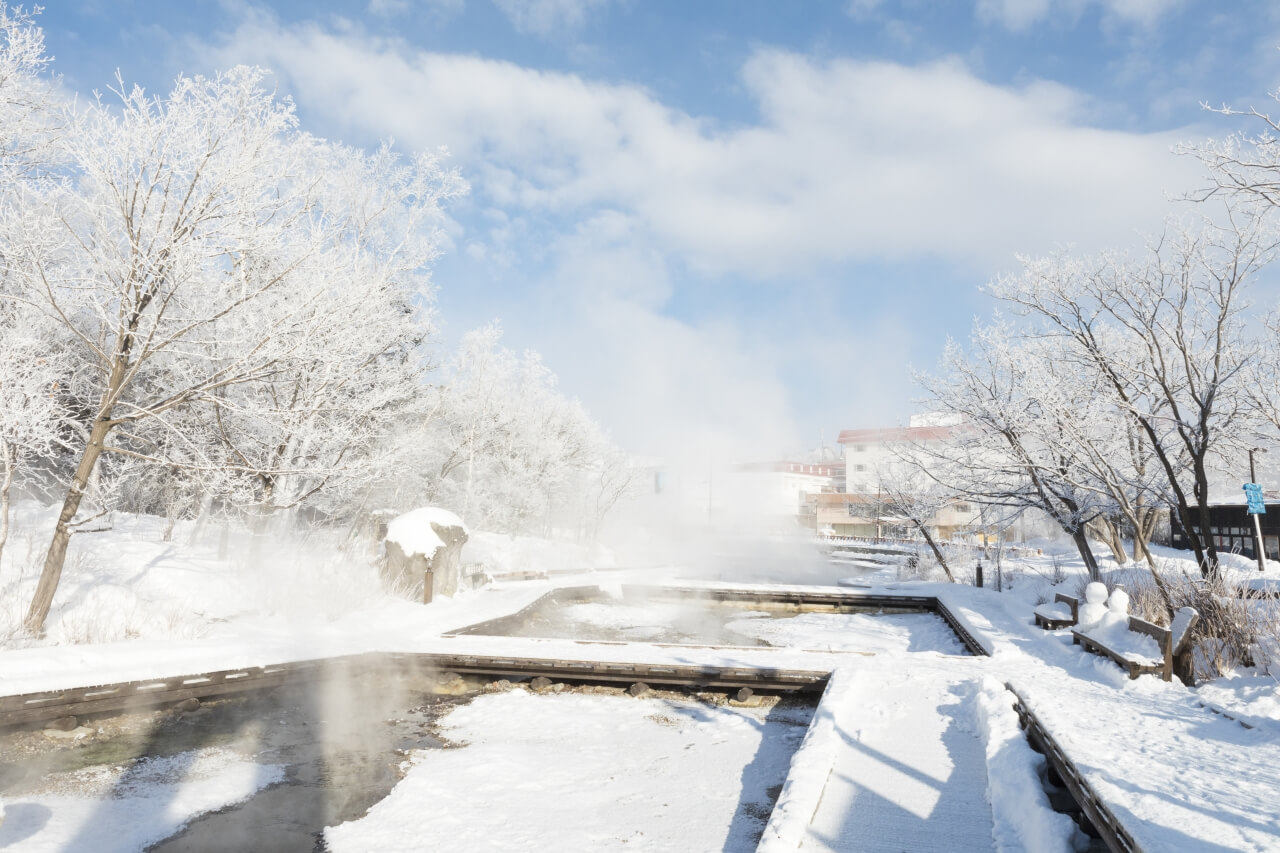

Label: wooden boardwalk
[6,582,1242,853]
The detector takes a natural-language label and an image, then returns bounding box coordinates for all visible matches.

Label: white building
[836,414,984,540]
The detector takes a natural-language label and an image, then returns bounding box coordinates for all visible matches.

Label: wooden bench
[1072,607,1199,682]
[1033,592,1079,630]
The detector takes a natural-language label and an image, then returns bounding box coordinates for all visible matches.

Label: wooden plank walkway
[803,660,995,852]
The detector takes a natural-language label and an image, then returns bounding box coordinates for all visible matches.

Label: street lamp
[1248,448,1268,573]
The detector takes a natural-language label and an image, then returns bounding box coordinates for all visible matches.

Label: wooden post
[423,569,434,605]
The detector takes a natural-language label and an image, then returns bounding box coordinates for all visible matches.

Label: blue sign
[1244,483,1266,515]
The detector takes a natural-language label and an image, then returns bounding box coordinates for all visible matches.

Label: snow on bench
[1072,607,1199,682]
[1032,592,1078,630]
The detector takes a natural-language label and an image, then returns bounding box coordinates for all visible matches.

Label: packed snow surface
[325,690,811,852]
[725,611,968,655]
[801,657,999,853]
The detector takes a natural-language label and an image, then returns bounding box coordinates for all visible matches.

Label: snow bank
[384,507,466,557]
[973,677,1078,853]
[755,667,853,853]
[466,529,615,574]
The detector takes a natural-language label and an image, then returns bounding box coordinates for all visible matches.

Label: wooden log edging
[620,585,991,657]
[1006,682,1141,853]
[0,656,344,727]
[621,584,938,612]
[0,650,830,729]
[447,586,596,637]
[932,597,990,657]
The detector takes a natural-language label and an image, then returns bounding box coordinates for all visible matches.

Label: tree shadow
[722,696,816,852]
[0,802,52,848]
[806,688,993,852]
[38,656,441,852]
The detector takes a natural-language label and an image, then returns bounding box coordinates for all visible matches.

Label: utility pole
[1248,448,1268,573]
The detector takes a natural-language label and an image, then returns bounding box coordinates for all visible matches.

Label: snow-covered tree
[4,67,462,633]
[0,3,63,567]
[917,322,1109,580]
[987,209,1276,577]
[0,306,70,564]
[388,323,624,538]
[872,452,957,582]
[0,3,57,178]
[191,143,457,528]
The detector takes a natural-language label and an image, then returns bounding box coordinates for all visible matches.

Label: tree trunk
[23,417,112,635]
[188,493,215,546]
[0,442,13,568]
[1132,506,1157,565]
[1089,518,1127,564]
[1192,458,1219,578]
[1071,526,1101,582]
[914,519,955,582]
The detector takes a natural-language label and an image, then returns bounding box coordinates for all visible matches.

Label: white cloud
[201,15,1201,276]
[491,0,611,36]
[541,290,803,460]
[367,0,466,22]
[975,0,1182,31]
[191,10,1208,451]
[975,0,1052,31]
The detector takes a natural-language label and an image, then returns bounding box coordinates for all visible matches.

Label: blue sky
[33,1,1280,460]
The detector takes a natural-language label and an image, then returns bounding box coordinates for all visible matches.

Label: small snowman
[1107,586,1130,617]
[1101,586,1131,629]
[1077,581,1109,630]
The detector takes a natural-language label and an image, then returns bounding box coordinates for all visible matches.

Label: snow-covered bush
[1112,561,1278,680]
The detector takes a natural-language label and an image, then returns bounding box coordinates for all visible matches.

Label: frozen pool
[453,589,970,655]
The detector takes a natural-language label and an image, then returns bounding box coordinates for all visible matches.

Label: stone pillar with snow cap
[1077,581,1109,630]
[382,508,469,602]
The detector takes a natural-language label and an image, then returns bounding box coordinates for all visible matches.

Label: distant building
[1170,493,1280,561]
[834,414,985,540]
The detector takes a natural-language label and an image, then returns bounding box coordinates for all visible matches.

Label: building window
[854,444,866,452]
[854,464,867,472]
[954,503,971,513]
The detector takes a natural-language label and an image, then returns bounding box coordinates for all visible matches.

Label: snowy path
[802,659,993,852]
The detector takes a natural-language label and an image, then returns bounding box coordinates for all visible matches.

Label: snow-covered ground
[326,690,810,852]
[2,506,1280,851]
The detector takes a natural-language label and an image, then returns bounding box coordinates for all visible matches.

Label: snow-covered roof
[838,425,957,445]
